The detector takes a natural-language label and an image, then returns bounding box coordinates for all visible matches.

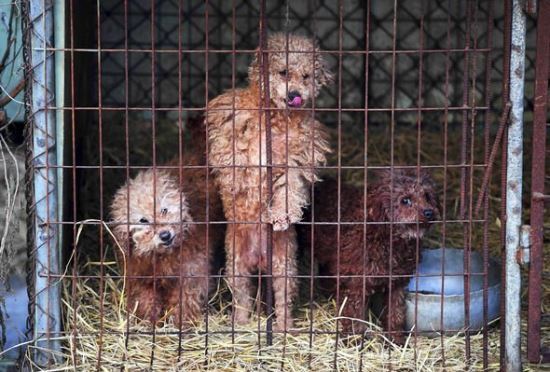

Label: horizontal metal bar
[32,163,493,170]
[42,272,493,280]
[35,219,489,226]
[39,105,491,112]
[532,191,550,201]
[34,47,493,55]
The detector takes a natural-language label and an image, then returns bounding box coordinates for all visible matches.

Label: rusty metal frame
[527,0,550,364]
[20,0,524,370]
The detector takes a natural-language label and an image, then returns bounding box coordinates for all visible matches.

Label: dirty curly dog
[206,33,332,331]
[110,154,224,327]
[299,170,440,343]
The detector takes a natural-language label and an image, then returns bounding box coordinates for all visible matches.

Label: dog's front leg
[271,227,298,332]
[225,224,254,325]
[382,283,407,345]
[269,169,308,231]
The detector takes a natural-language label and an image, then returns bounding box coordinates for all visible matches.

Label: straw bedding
[55,260,504,371]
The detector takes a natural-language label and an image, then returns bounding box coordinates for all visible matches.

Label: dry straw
[57,266,504,371]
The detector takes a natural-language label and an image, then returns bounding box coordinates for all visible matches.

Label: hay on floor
[51,259,508,372]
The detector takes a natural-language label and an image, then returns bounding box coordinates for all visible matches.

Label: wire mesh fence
[13,0,548,370]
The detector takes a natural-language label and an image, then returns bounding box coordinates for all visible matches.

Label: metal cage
[12,0,548,370]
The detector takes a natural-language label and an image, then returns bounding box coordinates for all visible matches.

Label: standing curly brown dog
[299,170,439,343]
[206,33,332,330]
[110,154,224,327]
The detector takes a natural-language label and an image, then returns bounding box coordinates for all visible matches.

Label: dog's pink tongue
[289,96,302,107]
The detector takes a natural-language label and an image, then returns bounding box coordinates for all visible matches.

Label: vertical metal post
[258,0,273,346]
[28,0,61,366]
[504,0,526,370]
[528,0,550,363]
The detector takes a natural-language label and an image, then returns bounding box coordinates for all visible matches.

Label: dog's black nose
[423,209,434,220]
[159,230,172,242]
[288,91,301,100]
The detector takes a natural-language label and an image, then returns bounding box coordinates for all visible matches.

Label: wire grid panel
[49,0,509,370]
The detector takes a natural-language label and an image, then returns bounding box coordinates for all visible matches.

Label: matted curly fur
[299,170,440,343]
[110,154,224,326]
[206,33,332,330]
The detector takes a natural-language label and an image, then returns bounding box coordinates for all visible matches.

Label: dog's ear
[375,168,405,184]
[367,182,391,222]
[178,190,193,223]
[112,224,131,254]
[248,50,261,84]
[418,171,441,216]
[110,185,133,253]
[315,52,334,86]
[418,170,435,187]
[249,33,285,84]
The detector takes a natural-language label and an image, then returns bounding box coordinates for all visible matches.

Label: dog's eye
[279,69,288,77]
[139,217,149,224]
[401,197,412,206]
[160,208,168,215]
[303,73,310,80]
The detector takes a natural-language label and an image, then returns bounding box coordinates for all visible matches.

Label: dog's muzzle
[287,91,303,107]
[158,230,174,247]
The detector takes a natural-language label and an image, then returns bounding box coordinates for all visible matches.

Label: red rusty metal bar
[68,0,79,366]
[38,47,494,55]
[413,2,426,361]
[149,0,159,367]
[175,0,185,360]
[122,0,132,359]
[259,0,274,346]
[387,0,398,365]
[308,1,319,367]
[230,0,238,348]
[280,18,292,364]
[474,102,511,217]
[460,1,474,363]
[466,1,485,366]
[95,0,105,368]
[358,1,371,369]
[201,0,212,362]
[438,0,453,367]
[527,0,550,363]
[40,105,493,113]
[332,0,344,367]
[481,1,496,369]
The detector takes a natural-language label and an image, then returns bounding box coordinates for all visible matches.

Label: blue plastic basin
[405,248,501,334]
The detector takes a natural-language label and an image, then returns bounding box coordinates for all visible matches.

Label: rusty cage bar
[527,0,550,364]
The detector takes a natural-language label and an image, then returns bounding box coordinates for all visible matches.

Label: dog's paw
[271,214,290,231]
[270,209,302,231]
[389,332,405,346]
[233,308,250,325]
[147,305,161,324]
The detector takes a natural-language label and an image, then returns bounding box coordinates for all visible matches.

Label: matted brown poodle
[206,33,332,331]
[299,170,439,343]
[110,154,224,327]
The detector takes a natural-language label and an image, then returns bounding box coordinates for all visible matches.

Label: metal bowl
[405,248,501,334]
